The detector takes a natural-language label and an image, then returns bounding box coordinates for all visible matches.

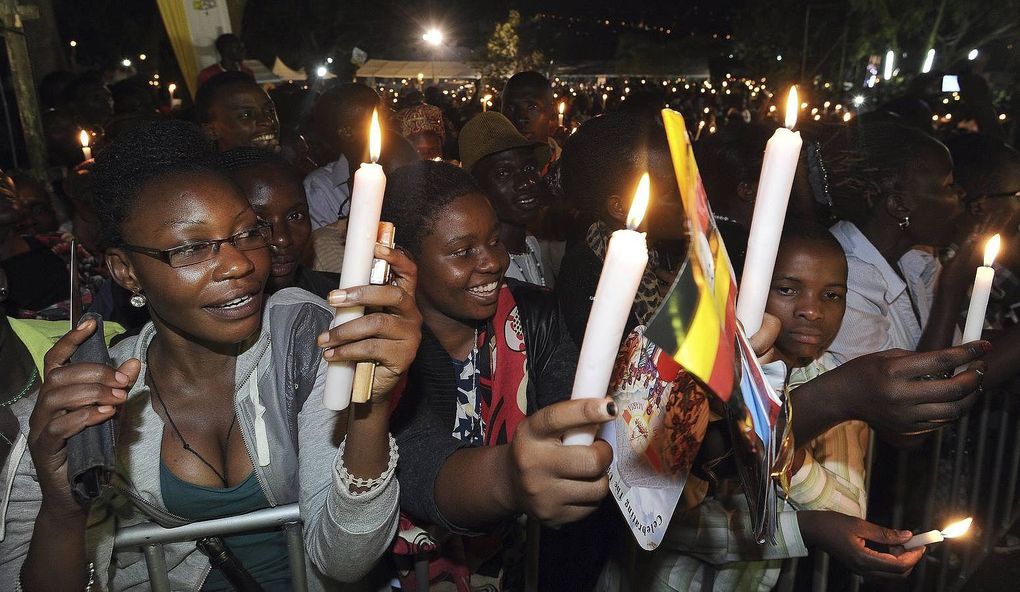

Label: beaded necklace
[1,367,38,406]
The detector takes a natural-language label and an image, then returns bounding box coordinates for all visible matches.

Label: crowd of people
[0,31,1018,592]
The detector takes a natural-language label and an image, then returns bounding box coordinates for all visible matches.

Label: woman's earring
[130,292,147,308]
[898,216,911,231]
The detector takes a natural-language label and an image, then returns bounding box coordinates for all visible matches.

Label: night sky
[52,0,738,71]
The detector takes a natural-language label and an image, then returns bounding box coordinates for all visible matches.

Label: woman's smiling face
[414,192,509,324]
[109,171,271,346]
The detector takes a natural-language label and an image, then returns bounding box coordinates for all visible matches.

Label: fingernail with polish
[606,401,618,417]
[328,290,347,306]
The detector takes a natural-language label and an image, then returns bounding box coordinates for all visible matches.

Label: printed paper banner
[602,327,709,549]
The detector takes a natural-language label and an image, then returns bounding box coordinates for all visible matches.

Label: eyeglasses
[121,222,272,268]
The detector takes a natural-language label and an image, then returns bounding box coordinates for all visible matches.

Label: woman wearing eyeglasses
[1,121,421,591]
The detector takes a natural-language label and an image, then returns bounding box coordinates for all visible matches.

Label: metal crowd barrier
[788,380,1020,591]
[113,503,307,592]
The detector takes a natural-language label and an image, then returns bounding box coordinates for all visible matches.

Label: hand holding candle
[903,517,972,550]
[961,235,1000,343]
[323,109,386,410]
[735,86,803,336]
[563,173,650,446]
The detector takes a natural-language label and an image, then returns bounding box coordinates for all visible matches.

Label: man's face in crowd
[502,89,552,144]
[473,147,550,227]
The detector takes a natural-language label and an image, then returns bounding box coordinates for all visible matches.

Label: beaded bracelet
[336,433,398,493]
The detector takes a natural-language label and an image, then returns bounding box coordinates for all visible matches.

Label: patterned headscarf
[396,104,445,142]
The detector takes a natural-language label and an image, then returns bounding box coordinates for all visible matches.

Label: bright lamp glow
[422,28,444,46]
[853,95,866,108]
[316,65,328,78]
[968,49,979,61]
[922,49,936,74]
[121,59,132,68]
[883,50,895,80]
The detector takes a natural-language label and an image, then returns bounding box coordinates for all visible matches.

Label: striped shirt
[827,221,940,364]
[786,355,869,519]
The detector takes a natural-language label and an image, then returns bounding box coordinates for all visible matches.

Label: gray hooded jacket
[0,288,399,590]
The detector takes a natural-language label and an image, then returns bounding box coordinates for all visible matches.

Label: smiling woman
[1,120,421,591]
[381,160,617,589]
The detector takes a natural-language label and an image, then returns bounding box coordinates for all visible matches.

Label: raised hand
[798,510,925,579]
[28,318,140,517]
[504,397,615,526]
[792,342,989,443]
[319,244,422,402]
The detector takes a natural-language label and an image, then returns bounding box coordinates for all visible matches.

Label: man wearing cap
[460,112,555,287]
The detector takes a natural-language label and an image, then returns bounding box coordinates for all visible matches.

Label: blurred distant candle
[961,235,1000,343]
[168,83,182,109]
[323,109,386,410]
[736,86,803,336]
[904,517,972,550]
[79,130,92,160]
[563,173,650,446]
[558,101,566,126]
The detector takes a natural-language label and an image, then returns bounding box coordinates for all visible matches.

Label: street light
[422,28,444,46]
[316,65,328,78]
[121,58,132,68]
[922,49,936,74]
[968,48,979,61]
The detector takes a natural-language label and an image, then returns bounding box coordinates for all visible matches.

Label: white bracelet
[336,433,398,492]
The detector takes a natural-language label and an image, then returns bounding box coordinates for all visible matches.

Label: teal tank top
[160,462,292,591]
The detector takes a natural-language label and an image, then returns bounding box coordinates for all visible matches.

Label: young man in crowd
[501,71,560,166]
[197,33,255,87]
[460,111,554,287]
[302,83,381,229]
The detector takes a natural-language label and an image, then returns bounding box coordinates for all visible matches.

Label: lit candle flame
[559,102,566,114]
[369,109,381,164]
[984,234,1001,267]
[626,173,650,230]
[79,130,90,148]
[785,86,799,129]
[167,83,177,95]
[940,517,972,538]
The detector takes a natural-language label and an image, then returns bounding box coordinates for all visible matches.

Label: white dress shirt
[827,220,941,364]
[304,154,352,230]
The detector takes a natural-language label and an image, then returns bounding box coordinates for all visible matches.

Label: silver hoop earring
[898,216,911,231]
[130,293,147,308]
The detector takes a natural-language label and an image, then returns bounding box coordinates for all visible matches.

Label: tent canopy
[356,60,481,80]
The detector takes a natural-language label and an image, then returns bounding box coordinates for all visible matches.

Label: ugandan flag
[644,109,740,402]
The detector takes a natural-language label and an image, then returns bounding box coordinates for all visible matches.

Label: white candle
[904,517,972,549]
[961,235,1000,343]
[563,173,650,446]
[558,101,566,127]
[736,86,803,336]
[903,530,943,550]
[323,109,386,410]
[79,130,92,160]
